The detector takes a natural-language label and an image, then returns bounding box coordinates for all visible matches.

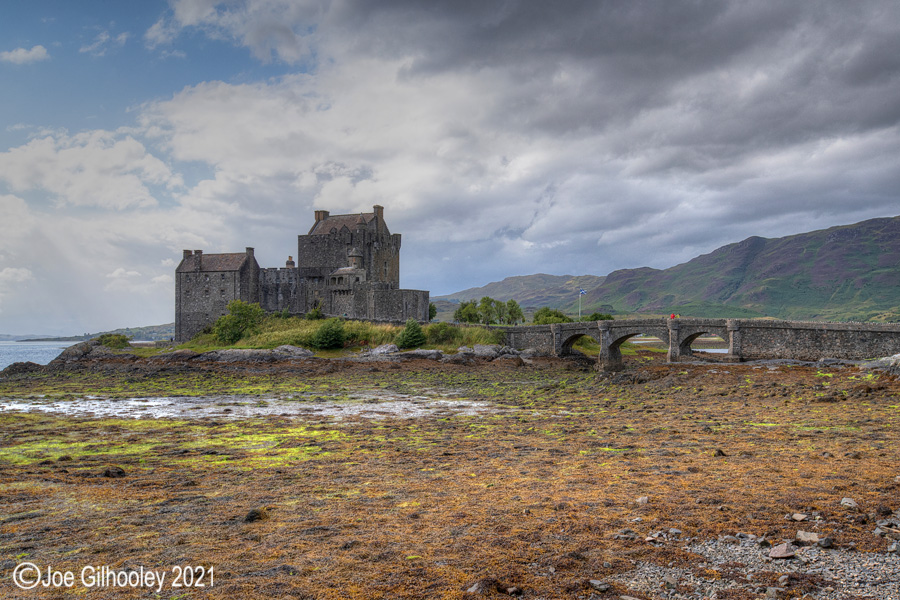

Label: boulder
[49,341,97,364]
[398,349,443,361]
[370,344,399,355]
[441,353,476,365]
[0,361,44,377]
[473,344,501,358]
[272,345,314,358]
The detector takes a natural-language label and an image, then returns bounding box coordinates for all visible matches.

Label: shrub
[95,333,131,349]
[311,318,346,349]
[305,305,324,320]
[396,319,426,349]
[213,300,265,344]
[429,302,437,321]
[533,307,573,324]
[426,321,456,344]
[582,312,613,321]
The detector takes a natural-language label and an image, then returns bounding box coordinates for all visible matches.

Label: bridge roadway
[499,318,900,371]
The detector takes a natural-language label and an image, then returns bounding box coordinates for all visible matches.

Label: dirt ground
[0,351,898,599]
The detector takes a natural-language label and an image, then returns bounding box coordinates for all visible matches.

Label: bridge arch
[557,330,603,356]
[670,320,731,362]
[598,320,671,371]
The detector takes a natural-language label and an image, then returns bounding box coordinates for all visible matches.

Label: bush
[311,318,346,349]
[426,321,456,344]
[95,333,131,349]
[582,312,614,321]
[533,307,573,324]
[213,300,265,344]
[429,302,437,321]
[396,319,426,349]
[305,305,324,320]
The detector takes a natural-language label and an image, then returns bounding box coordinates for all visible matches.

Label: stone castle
[175,205,429,341]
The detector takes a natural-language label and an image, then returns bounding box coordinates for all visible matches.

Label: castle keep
[175,205,429,341]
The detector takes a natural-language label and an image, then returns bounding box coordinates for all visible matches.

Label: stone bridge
[500,318,900,371]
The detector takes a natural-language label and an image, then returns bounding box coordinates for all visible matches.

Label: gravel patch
[607,537,900,599]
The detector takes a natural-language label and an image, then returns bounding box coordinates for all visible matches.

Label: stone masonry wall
[735,320,900,361]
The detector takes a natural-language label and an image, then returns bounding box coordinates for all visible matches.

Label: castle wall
[176,267,252,341]
[259,268,306,314]
[297,227,400,285]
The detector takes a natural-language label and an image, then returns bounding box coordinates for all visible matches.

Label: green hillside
[440,216,900,322]
[434,274,606,308]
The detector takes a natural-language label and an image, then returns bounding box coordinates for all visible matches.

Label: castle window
[355,277,360,283]
[220,289,225,298]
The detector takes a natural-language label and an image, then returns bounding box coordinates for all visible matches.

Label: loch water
[0,341,74,370]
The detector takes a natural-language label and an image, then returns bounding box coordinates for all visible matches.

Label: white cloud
[151,0,320,63]
[106,268,141,279]
[0,45,49,64]
[0,130,182,209]
[79,31,129,57]
[0,267,32,284]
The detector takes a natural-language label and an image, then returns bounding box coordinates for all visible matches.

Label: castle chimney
[183,249,192,259]
[314,210,330,222]
[193,249,202,270]
[373,205,383,236]
[246,247,254,257]
[286,256,295,268]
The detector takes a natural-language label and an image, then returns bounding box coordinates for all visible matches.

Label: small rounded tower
[348,247,363,270]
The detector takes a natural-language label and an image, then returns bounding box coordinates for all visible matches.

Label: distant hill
[438,216,900,322]
[19,323,175,343]
[434,274,606,308]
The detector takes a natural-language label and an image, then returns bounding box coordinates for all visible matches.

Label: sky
[1,1,899,335]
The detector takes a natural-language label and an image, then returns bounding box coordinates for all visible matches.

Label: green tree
[478,296,497,325]
[582,312,614,321]
[311,318,346,349]
[453,300,480,324]
[428,302,437,321]
[533,307,573,324]
[505,299,524,325]
[396,318,427,348]
[213,300,265,344]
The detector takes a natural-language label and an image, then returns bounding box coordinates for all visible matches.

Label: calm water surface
[0,341,74,370]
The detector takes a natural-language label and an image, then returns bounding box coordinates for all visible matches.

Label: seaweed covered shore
[0,345,898,599]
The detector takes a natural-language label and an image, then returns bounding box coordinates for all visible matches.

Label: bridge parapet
[500,317,900,371]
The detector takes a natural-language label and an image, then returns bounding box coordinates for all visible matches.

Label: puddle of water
[0,389,505,420]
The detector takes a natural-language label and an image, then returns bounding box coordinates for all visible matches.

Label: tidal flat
[0,353,898,599]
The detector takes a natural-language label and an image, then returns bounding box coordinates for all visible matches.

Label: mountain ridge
[437,215,900,322]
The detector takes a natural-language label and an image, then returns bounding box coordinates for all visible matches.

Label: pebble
[796,530,820,544]
[769,542,795,559]
[841,497,859,510]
